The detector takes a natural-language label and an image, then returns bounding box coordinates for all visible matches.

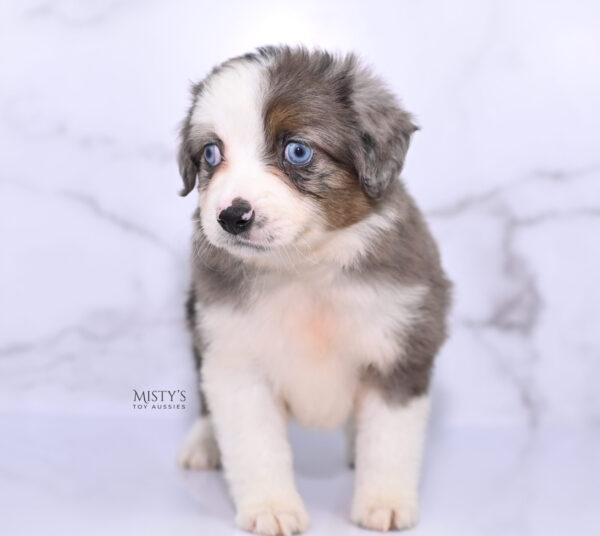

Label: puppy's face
[178,47,417,261]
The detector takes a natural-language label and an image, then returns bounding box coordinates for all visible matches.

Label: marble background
[1,1,599,535]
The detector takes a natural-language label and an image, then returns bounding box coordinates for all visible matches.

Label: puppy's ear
[178,135,197,197]
[352,74,418,199]
[178,83,203,197]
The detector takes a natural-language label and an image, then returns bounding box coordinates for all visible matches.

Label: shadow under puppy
[176,46,451,535]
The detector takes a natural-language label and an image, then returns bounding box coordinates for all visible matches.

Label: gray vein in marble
[489,210,542,336]
[58,189,177,254]
[408,164,596,426]
[1,95,174,164]
[430,165,600,336]
[453,204,545,421]
[0,311,135,358]
[1,178,177,256]
[461,322,541,428]
[434,163,599,427]
[513,207,600,227]
[0,323,127,358]
[25,0,134,27]
[530,164,600,183]
[428,164,600,219]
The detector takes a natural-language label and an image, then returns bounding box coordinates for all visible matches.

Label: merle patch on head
[260,47,419,228]
[177,46,418,230]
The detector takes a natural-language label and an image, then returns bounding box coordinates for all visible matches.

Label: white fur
[301,206,397,268]
[199,275,425,534]
[191,59,320,257]
[182,57,432,535]
[200,275,426,429]
[195,260,425,534]
[177,416,220,470]
[351,393,430,531]
[251,200,400,270]
[202,358,309,535]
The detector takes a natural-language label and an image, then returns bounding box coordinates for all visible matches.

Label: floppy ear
[178,134,198,196]
[352,75,418,199]
[178,83,204,197]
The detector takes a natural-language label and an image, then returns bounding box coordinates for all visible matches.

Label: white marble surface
[1,0,599,533]
[1,415,598,536]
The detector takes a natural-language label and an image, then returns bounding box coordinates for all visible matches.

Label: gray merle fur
[179,46,451,407]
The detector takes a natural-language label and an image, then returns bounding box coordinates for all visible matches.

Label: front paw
[236,494,309,536]
[351,491,419,532]
[177,417,220,470]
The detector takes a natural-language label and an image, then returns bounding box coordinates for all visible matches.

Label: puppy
[176,46,451,535]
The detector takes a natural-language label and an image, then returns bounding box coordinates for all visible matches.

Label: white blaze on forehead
[191,59,268,165]
[189,56,324,256]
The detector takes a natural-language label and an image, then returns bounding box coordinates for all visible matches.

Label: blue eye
[285,142,313,165]
[203,144,221,167]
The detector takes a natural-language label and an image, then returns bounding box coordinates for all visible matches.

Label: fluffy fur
[177,46,451,535]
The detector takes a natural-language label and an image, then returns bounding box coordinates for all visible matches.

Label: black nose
[217,198,255,235]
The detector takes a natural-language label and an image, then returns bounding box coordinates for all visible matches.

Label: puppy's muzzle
[217,198,254,235]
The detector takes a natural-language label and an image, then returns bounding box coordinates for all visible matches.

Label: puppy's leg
[204,363,308,536]
[177,364,221,470]
[345,417,356,469]
[351,390,430,532]
[177,343,220,470]
[177,414,220,470]
[178,287,221,470]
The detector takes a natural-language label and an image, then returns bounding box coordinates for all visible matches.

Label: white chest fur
[199,271,426,428]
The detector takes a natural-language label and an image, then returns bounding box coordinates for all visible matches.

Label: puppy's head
[178,46,416,261]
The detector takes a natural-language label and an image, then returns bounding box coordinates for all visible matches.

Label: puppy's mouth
[230,236,270,251]
[207,211,311,258]
[221,228,304,257]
